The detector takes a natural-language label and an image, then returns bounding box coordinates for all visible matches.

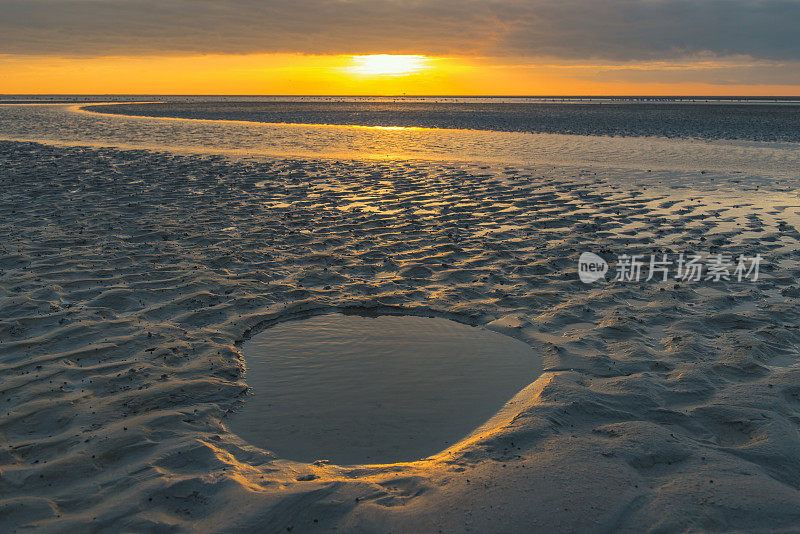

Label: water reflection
[0,103,799,185]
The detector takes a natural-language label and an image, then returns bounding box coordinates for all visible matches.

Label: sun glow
[346,54,431,76]
[2,53,797,95]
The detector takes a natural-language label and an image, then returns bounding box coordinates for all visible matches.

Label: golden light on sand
[346,54,431,76]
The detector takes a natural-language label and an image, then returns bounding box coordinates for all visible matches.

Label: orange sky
[2,54,799,95]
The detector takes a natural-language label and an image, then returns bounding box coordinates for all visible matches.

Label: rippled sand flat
[3,105,800,532]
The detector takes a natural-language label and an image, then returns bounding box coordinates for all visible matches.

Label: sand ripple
[2,140,800,531]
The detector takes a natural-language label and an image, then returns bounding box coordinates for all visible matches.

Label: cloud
[1,0,798,62]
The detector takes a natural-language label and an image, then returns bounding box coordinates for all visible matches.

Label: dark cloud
[581,62,800,86]
[1,0,798,61]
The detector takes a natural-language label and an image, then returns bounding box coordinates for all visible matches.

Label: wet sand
[2,104,800,531]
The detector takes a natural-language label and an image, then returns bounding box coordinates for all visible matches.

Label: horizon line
[2,94,800,99]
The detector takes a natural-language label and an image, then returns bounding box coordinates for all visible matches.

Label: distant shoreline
[2,94,800,105]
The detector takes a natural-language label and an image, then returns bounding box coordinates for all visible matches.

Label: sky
[1,0,799,95]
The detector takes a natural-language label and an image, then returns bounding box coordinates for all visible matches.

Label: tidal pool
[227,313,542,465]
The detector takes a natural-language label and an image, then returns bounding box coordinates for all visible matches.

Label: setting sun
[346,54,431,76]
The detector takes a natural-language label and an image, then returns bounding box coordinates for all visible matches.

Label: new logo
[578,252,608,283]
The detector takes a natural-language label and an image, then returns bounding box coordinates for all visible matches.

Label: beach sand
[3,135,800,532]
